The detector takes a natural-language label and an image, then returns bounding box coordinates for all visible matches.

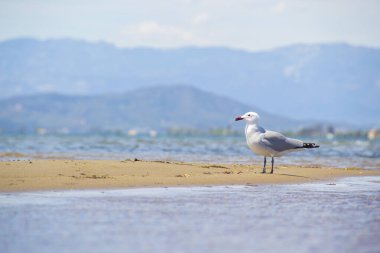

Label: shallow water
[0,134,380,169]
[1,176,380,253]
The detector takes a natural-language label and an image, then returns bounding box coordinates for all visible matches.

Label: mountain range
[0,85,301,133]
[0,38,379,126]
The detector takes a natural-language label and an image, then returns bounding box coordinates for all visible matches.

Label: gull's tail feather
[302,143,320,148]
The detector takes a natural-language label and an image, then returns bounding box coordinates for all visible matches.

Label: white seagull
[235,112,319,174]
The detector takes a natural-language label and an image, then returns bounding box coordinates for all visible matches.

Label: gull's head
[235,112,260,124]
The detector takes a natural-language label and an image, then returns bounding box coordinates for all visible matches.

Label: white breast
[245,124,275,157]
[246,134,273,156]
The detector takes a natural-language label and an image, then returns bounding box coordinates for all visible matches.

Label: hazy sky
[0,0,379,51]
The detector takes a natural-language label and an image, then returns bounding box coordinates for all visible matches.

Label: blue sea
[0,133,379,169]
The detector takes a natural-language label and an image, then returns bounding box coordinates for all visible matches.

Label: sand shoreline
[0,159,379,192]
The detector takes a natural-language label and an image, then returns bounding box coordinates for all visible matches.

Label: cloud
[272,1,287,14]
[191,13,209,25]
[119,21,205,47]
[36,84,57,93]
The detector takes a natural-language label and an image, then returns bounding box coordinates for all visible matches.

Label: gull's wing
[260,131,303,152]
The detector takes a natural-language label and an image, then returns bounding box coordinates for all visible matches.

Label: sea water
[0,134,379,169]
[0,176,379,253]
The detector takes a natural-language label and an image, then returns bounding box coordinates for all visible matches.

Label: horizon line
[1,36,379,53]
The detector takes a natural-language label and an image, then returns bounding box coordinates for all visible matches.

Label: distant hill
[0,38,379,126]
[0,85,301,133]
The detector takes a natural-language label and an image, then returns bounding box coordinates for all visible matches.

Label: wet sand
[0,159,379,192]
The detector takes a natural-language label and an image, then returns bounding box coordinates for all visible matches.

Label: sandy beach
[0,159,379,192]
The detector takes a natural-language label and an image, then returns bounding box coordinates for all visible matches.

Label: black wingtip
[303,143,320,148]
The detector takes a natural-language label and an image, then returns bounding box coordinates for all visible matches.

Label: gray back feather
[261,131,303,152]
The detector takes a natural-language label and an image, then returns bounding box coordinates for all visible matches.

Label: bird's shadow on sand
[276,173,319,180]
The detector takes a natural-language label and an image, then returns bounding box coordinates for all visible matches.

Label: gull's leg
[270,157,274,174]
[261,156,266,173]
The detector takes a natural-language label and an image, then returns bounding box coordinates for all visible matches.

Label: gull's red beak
[235,116,243,121]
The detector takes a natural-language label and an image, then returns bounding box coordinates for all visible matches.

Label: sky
[0,0,379,51]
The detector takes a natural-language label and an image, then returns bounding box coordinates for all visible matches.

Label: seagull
[235,112,319,174]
